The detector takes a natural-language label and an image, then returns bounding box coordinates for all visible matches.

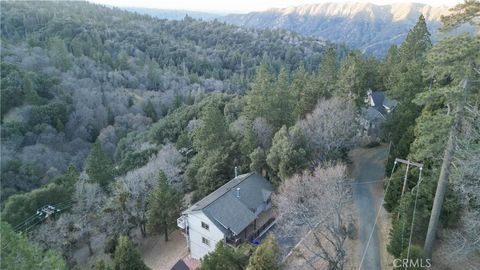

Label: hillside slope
[221,2,451,56]
[0,1,327,200]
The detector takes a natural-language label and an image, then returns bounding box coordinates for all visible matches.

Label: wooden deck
[226,208,276,246]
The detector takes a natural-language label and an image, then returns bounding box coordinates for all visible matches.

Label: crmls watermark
[393,258,432,268]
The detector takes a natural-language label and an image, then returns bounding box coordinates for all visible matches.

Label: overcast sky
[89,0,462,13]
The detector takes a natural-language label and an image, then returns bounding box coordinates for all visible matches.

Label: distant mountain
[122,7,223,21]
[220,2,452,56]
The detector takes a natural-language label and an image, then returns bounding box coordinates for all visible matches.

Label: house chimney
[236,187,240,198]
[234,166,238,178]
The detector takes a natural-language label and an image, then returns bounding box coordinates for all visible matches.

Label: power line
[407,167,423,260]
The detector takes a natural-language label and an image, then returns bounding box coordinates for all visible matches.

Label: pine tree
[188,102,235,201]
[86,141,114,190]
[200,242,249,270]
[246,236,281,270]
[195,149,234,199]
[23,74,41,105]
[113,236,150,270]
[382,15,432,177]
[440,0,480,31]
[270,67,295,129]
[146,171,183,241]
[143,100,157,121]
[386,15,431,102]
[399,15,432,61]
[249,147,268,175]
[318,46,338,97]
[267,126,308,185]
[55,164,79,189]
[336,51,366,106]
[382,45,399,90]
[244,64,274,121]
[193,103,230,152]
[295,72,320,118]
[291,64,309,119]
[48,37,72,71]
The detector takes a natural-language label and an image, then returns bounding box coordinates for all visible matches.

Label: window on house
[201,221,209,230]
[202,237,210,246]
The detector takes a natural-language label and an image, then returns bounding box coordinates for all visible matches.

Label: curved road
[350,146,389,270]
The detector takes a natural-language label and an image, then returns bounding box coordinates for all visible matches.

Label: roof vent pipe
[236,187,240,198]
[235,166,238,178]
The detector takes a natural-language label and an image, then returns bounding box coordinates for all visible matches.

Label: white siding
[186,211,225,259]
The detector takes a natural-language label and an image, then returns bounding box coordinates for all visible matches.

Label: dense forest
[0,1,334,201]
[1,1,479,270]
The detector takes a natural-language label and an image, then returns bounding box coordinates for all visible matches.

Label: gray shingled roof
[184,172,274,235]
[383,98,399,109]
[362,107,386,121]
[371,91,385,108]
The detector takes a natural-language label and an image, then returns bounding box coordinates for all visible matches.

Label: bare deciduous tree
[115,143,185,237]
[274,163,351,270]
[253,116,274,149]
[299,98,358,160]
[33,179,108,259]
[71,179,108,255]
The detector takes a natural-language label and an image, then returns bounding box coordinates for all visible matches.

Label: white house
[177,172,275,259]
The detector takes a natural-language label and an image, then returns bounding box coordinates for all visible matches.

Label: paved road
[350,146,389,270]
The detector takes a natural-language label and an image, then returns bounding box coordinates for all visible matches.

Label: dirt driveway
[139,230,188,270]
[349,145,389,270]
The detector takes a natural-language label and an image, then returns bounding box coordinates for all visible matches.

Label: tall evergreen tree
[86,141,114,190]
[188,103,235,201]
[193,104,230,152]
[266,126,309,185]
[386,15,432,102]
[294,47,338,119]
[295,72,320,117]
[270,67,295,129]
[143,100,157,121]
[382,44,399,90]
[335,50,366,105]
[317,46,338,97]
[146,171,183,241]
[244,64,274,122]
[48,37,72,71]
[291,64,309,118]
[23,74,41,105]
[382,15,432,176]
[399,14,432,61]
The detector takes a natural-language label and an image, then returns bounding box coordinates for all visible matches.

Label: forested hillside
[0,1,364,268]
[0,1,330,202]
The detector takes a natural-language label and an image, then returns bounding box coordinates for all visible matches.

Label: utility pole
[395,158,423,197]
[395,158,423,218]
[423,79,471,260]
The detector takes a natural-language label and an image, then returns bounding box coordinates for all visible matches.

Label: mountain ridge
[220,2,453,56]
[118,2,453,56]
[257,2,450,21]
